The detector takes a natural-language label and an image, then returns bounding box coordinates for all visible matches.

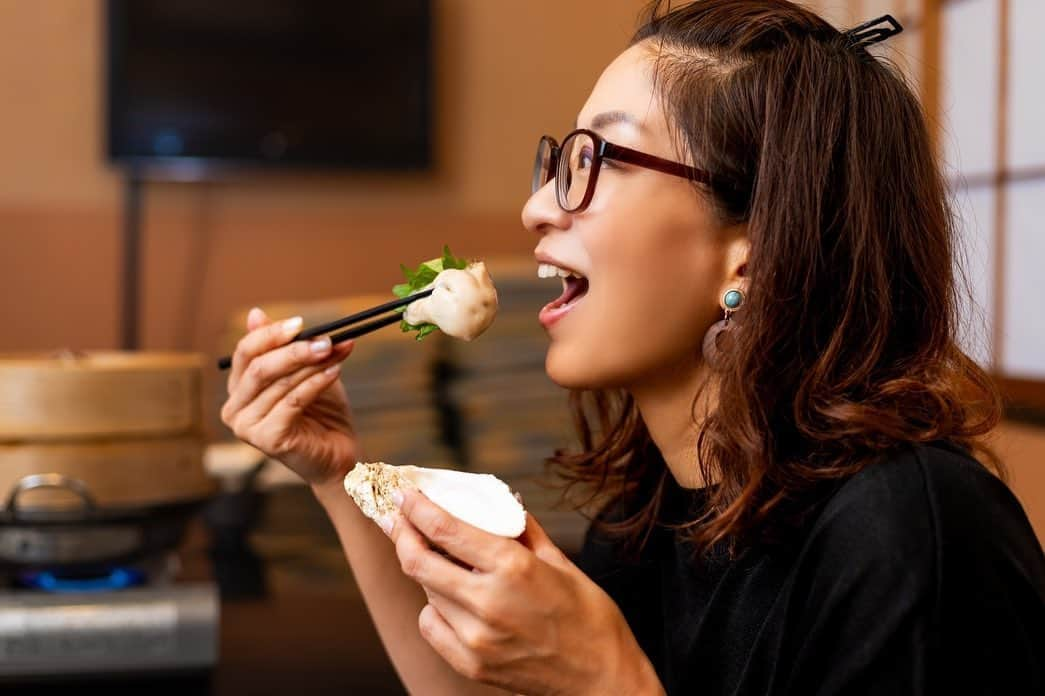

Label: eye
[577,146,594,170]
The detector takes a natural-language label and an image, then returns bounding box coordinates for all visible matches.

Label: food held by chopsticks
[394,246,498,341]
[344,461,527,538]
[216,246,496,369]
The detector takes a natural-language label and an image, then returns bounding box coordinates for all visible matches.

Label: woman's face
[523,41,743,391]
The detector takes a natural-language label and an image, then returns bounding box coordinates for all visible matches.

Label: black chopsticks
[216,288,434,370]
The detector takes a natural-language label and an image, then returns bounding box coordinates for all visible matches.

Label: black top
[577,443,1045,695]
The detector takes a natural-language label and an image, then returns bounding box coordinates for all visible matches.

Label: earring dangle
[701,289,744,369]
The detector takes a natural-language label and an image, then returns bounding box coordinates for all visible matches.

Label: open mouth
[537,263,589,326]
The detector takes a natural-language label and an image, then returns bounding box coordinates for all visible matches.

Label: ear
[718,233,750,307]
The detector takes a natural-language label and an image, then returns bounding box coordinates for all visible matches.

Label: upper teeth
[537,263,582,279]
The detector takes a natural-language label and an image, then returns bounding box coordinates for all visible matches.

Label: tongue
[553,277,589,308]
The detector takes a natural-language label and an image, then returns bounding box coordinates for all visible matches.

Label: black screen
[106,0,431,171]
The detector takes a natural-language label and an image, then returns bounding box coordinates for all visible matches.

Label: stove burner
[18,566,146,593]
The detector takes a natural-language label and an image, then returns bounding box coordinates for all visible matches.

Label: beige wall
[0,0,647,353]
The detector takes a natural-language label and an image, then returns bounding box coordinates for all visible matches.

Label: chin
[544,340,630,391]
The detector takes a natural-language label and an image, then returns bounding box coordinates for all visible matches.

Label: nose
[521,178,571,238]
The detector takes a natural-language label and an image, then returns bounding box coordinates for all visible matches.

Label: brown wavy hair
[549,0,1003,557]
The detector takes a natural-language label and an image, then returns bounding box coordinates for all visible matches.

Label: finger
[390,512,482,606]
[249,362,345,447]
[223,332,337,421]
[424,589,494,644]
[238,361,343,456]
[246,306,270,332]
[227,314,304,394]
[234,341,354,428]
[518,513,572,569]
[424,588,516,666]
[396,488,515,572]
[229,308,271,396]
[417,604,486,683]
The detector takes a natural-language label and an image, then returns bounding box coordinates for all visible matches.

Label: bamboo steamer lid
[0,436,213,511]
[0,351,203,441]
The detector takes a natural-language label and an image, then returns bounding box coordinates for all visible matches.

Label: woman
[221,1,1045,693]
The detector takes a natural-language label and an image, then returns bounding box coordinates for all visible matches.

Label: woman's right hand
[220,307,359,487]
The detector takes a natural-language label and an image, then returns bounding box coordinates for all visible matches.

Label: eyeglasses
[531,128,716,213]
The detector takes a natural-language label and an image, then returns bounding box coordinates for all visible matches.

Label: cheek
[544,215,726,389]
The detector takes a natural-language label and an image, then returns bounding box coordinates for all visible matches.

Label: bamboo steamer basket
[0,351,214,514]
[0,351,203,440]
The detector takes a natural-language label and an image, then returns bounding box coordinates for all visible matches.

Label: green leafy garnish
[392,245,470,341]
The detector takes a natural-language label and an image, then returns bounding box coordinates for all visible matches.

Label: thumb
[247,306,271,331]
[519,513,571,569]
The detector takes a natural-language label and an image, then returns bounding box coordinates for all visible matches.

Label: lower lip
[538,293,585,329]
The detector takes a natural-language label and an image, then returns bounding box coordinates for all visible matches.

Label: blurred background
[0,1,1041,694]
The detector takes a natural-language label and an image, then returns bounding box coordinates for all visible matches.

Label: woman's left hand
[384,489,665,696]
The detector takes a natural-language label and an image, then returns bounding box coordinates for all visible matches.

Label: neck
[629,357,716,489]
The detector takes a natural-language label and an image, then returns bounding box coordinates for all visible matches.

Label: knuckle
[285,392,304,410]
[427,515,458,546]
[401,554,425,579]
[461,625,491,653]
[247,361,268,384]
[499,551,534,578]
[230,418,250,442]
[460,654,488,682]
[398,544,426,579]
[470,589,500,626]
[274,375,294,391]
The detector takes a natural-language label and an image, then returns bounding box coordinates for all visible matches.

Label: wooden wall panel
[0,207,121,351]
[0,205,530,355]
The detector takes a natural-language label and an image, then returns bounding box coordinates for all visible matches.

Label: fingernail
[247,307,264,326]
[309,337,331,354]
[282,316,303,336]
[377,515,394,535]
[391,489,404,508]
[324,364,341,376]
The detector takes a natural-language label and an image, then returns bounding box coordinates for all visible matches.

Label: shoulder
[804,442,1043,582]
[812,443,995,543]
[820,441,1030,540]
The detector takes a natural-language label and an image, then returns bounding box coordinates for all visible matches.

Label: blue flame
[23,567,145,593]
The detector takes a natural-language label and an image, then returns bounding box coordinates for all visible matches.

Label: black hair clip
[843,14,904,49]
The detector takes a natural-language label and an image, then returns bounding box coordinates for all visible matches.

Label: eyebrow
[574,110,643,132]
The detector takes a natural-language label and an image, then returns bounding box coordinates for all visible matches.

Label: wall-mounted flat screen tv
[106,0,432,173]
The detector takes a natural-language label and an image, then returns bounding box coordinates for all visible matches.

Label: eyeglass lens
[532,138,554,195]
[556,132,596,211]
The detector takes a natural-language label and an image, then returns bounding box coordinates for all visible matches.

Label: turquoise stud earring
[723,289,744,311]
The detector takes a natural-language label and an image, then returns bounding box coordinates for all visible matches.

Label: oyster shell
[344,462,527,538]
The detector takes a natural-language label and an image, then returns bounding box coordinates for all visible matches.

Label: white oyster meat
[403,261,498,341]
[344,461,527,538]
